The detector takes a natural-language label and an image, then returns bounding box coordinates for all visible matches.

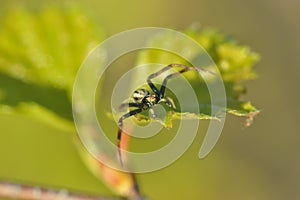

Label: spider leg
[147,63,209,97]
[147,64,174,95]
[159,64,207,98]
[117,108,143,165]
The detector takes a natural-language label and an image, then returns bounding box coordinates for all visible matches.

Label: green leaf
[0,5,103,128]
[0,72,74,131]
[0,6,102,93]
[133,28,260,127]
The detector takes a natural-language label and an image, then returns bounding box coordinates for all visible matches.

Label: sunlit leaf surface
[0,6,103,128]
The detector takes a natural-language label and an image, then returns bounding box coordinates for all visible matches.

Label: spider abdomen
[132,89,149,103]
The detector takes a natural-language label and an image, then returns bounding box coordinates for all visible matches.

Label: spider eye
[133,97,139,101]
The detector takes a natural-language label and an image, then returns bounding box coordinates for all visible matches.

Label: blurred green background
[0,0,299,200]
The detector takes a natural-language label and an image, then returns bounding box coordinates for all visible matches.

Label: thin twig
[0,181,123,200]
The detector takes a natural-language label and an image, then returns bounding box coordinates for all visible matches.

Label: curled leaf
[75,138,140,198]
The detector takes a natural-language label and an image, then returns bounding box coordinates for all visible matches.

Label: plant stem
[0,181,123,200]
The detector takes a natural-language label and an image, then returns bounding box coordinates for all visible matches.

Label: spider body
[116,63,209,165]
[132,89,157,109]
[130,88,173,110]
